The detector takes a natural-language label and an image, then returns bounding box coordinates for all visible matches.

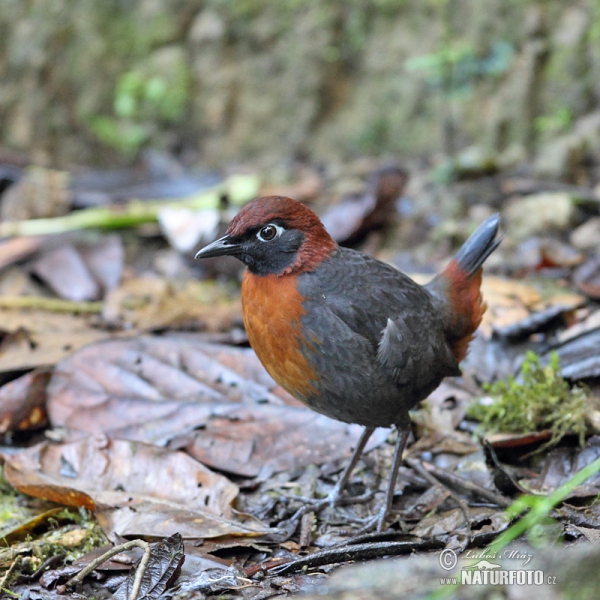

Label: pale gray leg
[376,427,410,531]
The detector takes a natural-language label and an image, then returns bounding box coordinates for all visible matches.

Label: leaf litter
[0,159,600,598]
[4,435,269,541]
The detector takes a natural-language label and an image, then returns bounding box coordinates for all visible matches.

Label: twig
[17,553,64,583]
[417,460,512,508]
[268,538,444,576]
[0,296,103,313]
[66,539,151,600]
[406,457,472,548]
[129,542,152,600]
[297,468,318,548]
[0,556,20,592]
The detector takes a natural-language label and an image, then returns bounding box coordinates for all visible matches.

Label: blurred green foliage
[534,106,573,134]
[405,40,514,97]
[86,61,191,155]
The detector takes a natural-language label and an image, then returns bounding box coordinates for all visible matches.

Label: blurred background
[1,0,597,174]
[3,3,600,597]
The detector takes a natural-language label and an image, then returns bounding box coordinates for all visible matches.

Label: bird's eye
[257,224,282,242]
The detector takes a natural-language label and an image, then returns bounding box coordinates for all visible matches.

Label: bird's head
[195,196,338,276]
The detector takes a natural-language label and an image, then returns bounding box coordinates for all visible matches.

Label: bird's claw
[342,509,393,535]
[276,489,378,538]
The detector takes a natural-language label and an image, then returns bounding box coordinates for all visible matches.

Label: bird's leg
[280,426,375,531]
[324,426,375,506]
[375,426,410,531]
[348,426,410,534]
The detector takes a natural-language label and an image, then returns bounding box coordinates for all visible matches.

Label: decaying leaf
[574,254,600,300]
[101,277,240,332]
[479,276,584,337]
[178,403,388,478]
[31,244,101,301]
[114,533,185,600]
[519,436,600,497]
[47,336,294,443]
[4,436,271,540]
[321,166,407,245]
[0,369,50,433]
[0,310,116,374]
[47,336,386,475]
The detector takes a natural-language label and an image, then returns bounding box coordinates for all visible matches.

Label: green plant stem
[0,174,259,238]
[426,456,600,600]
[488,456,600,554]
[0,296,103,313]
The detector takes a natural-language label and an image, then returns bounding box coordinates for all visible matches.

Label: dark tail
[453,214,502,277]
[427,214,502,362]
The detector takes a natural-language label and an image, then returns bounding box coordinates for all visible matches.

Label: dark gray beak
[195,234,242,259]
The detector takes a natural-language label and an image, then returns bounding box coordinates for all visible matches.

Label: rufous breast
[241,271,317,401]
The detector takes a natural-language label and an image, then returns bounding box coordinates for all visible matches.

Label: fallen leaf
[574,255,600,300]
[76,234,124,294]
[4,436,270,540]
[0,309,118,374]
[30,244,100,301]
[47,336,386,474]
[519,437,600,497]
[0,369,50,433]
[178,403,388,478]
[47,336,294,444]
[479,276,584,337]
[0,236,44,270]
[114,533,184,600]
[101,277,240,332]
[321,166,407,245]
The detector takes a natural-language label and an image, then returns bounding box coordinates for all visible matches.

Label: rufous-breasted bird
[196,196,501,531]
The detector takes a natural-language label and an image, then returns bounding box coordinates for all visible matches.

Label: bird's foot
[342,503,394,535]
[277,489,376,538]
[285,488,375,519]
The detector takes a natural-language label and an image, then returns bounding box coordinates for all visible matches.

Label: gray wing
[296,248,460,421]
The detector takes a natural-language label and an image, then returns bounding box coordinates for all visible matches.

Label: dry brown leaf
[47,336,295,444]
[178,403,388,478]
[0,309,118,374]
[101,277,240,332]
[575,255,600,300]
[4,436,271,541]
[320,166,407,245]
[0,236,44,270]
[47,336,386,475]
[0,369,50,433]
[30,244,100,301]
[480,276,584,336]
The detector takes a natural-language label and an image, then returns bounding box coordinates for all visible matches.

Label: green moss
[468,351,594,451]
[0,506,108,591]
[0,468,29,534]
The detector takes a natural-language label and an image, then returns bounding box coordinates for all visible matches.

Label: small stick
[406,457,472,547]
[269,538,444,576]
[0,557,20,592]
[417,459,512,508]
[66,539,150,600]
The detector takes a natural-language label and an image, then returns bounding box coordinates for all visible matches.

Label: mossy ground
[468,351,596,451]
[0,468,108,590]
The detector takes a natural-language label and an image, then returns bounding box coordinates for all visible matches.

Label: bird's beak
[195,234,242,259]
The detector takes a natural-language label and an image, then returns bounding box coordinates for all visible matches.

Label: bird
[196,196,501,532]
